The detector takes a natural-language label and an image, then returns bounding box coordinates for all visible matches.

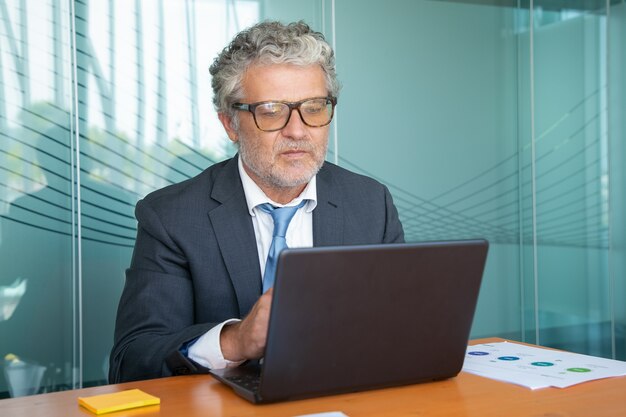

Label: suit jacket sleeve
[108,198,217,383]
[109,157,260,384]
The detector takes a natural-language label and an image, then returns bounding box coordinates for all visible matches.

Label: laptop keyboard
[224,373,261,392]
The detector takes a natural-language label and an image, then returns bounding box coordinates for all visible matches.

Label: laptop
[210,239,489,403]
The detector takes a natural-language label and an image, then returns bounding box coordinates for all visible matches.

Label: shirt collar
[237,156,318,216]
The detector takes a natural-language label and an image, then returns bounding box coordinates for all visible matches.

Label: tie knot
[258,200,306,237]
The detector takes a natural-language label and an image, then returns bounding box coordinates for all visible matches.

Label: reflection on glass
[3,354,46,397]
[0,279,27,322]
[0,101,74,397]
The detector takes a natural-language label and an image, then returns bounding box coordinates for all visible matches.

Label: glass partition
[333,0,623,358]
[609,1,626,360]
[0,0,77,395]
[529,1,611,356]
[334,0,524,340]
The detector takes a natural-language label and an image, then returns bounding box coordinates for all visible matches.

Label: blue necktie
[258,200,307,293]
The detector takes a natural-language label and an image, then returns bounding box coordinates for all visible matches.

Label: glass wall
[334,0,524,342]
[335,0,624,358]
[609,0,626,360]
[528,0,611,356]
[0,0,624,397]
[0,0,77,396]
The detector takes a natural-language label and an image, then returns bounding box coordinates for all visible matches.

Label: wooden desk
[1,338,625,417]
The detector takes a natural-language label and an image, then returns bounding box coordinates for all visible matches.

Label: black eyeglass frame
[231,96,338,132]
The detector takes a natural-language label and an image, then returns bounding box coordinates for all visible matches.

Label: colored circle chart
[567,367,592,373]
[468,351,489,356]
[531,361,554,367]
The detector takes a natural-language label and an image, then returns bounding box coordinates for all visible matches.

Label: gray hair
[209,20,340,120]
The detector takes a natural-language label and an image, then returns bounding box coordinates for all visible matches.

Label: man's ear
[218,113,238,143]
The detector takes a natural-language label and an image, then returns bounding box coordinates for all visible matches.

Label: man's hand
[220,288,273,362]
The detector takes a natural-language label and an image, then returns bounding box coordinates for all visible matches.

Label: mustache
[274,139,317,153]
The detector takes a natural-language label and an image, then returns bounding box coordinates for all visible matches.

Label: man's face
[221,64,330,192]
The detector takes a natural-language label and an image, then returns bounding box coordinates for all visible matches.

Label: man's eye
[258,105,284,118]
[302,100,327,114]
[303,105,323,114]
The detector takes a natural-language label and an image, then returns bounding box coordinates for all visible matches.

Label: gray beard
[238,138,326,189]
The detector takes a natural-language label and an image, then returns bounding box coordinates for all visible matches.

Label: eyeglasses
[232,96,337,132]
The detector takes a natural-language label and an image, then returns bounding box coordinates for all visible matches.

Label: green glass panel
[609,2,626,360]
[334,0,524,341]
[532,3,611,357]
[0,0,76,396]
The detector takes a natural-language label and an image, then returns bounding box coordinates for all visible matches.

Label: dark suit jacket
[109,155,404,383]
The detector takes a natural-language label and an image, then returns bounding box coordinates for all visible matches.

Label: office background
[0,0,624,397]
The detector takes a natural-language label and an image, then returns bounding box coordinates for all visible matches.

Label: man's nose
[280,109,307,138]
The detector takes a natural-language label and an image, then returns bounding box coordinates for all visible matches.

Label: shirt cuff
[187,319,244,369]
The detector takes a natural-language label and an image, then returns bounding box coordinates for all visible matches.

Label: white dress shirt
[187,157,317,369]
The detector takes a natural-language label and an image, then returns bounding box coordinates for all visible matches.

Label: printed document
[462,341,626,389]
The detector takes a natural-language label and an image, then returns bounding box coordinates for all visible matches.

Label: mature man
[109,20,404,383]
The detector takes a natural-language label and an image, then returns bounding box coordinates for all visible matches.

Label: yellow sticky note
[78,389,160,414]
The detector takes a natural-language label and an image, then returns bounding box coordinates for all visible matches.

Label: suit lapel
[207,158,344,315]
[313,163,344,246]
[208,156,261,317]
